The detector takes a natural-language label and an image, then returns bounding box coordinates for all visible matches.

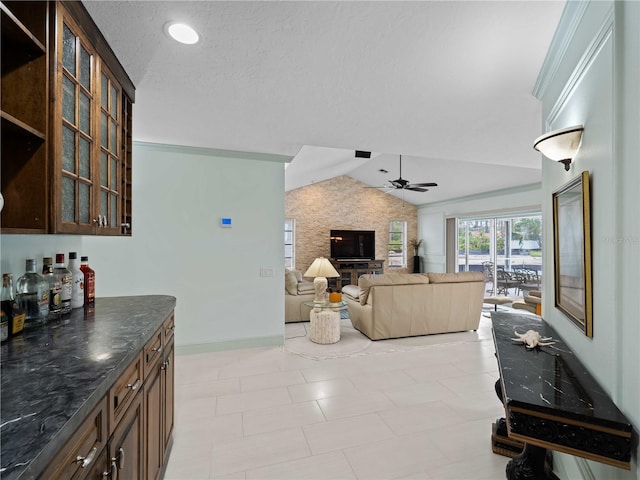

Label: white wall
[416,184,542,272]
[1,142,289,351]
[536,2,639,479]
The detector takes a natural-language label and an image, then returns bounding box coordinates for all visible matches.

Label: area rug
[283,319,372,360]
[283,317,490,361]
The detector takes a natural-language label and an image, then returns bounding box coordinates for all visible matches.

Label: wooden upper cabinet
[0,0,134,235]
[0,1,49,233]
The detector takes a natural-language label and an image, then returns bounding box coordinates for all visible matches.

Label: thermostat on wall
[220,217,232,228]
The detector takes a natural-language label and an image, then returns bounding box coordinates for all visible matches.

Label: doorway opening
[457,214,542,298]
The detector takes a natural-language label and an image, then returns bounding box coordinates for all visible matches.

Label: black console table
[491,312,632,479]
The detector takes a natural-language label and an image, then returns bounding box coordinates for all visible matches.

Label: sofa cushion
[285,269,299,295]
[342,284,361,301]
[427,271,485,284]
[297,281,315,294]
[358,273,430,305]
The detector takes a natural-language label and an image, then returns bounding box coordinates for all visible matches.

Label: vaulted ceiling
[84,1,565,204]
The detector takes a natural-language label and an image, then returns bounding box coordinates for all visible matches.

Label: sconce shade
[533,125,584,170]
[304,257,339,278]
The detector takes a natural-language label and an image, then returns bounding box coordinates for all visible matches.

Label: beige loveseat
[342,271,485,340]
[284,269,315,323]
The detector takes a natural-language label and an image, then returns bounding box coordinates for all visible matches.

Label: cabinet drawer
[109,352,143,430]
[41,396,108,480]
[163,313,175,343]
[143,328,163,378]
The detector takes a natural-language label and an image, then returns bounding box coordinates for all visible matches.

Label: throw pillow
[285,270,299,295]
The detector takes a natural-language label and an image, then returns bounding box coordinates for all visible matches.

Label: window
[284,218,295,269]
[388,220,406,268]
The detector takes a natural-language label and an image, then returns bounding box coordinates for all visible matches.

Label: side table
[304,301,347,344]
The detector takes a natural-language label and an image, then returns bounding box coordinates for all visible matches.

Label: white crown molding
[533,1,590,100]
[417,182,541,209]
[546,5,614,128]
[133,141,292,164]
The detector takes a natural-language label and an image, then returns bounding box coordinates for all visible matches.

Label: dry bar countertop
[0,295,177,479]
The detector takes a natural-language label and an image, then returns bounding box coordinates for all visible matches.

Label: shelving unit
[1,1,49,233]
[329,259,385,290]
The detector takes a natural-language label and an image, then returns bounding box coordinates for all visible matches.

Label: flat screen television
[330,230,375,260]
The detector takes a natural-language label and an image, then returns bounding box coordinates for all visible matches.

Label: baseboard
[175,335,284,355]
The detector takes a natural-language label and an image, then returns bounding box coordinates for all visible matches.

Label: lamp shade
[533,125,583,162]
[304,257,339,278]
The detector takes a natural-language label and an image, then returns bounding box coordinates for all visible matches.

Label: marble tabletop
[0,295,177,480]
[491,312,632,466]
[491,312,631,430]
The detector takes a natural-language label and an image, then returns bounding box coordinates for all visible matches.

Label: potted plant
[410,239,423,273]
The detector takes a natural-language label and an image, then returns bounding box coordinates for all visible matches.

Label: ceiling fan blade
[408,182,438,187]
[406,187,428,192]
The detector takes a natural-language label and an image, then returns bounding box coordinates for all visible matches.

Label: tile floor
[165,315,510,479]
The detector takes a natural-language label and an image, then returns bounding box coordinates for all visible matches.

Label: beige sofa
[284,269,315,322]
[342,271,485,340]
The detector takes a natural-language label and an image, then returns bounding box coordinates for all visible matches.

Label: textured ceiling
[84,1,565,204]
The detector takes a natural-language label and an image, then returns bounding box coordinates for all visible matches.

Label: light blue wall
[1,142,289,351]
[536,1,639,479]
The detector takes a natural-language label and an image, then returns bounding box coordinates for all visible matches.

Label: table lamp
[304,257,340,304]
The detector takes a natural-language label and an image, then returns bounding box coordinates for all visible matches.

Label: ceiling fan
[367,155,438,192]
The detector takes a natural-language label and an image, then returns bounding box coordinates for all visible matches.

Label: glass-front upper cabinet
[54,6,125,235]
[0,1,134,236]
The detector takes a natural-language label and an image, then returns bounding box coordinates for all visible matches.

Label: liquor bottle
[16,259,50,327]
[68,252,84,309]
[42,257,63,319]
[1,273,25,337]
[54,254,72,315]
[0,308,8,343]
[80,256,95,306]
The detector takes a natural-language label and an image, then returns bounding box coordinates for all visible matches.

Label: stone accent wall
[285,175,418,275]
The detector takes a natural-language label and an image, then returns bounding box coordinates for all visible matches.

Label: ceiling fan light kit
[533,125,584,171]
[367,155,438,192]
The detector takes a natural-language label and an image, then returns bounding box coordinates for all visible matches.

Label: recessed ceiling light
[165,22,199,45]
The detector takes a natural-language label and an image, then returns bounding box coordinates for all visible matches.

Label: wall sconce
[533,125,584,171]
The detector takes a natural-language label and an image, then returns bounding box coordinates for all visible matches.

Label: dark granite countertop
[0,295,177,480]
[491,312,631,431]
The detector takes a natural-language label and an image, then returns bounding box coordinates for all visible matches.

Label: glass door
[457,214,542,298]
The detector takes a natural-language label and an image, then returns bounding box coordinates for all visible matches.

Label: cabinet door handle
[161,356,171,370]
[126,379,141,391]
[75,446,97,468]
[103,460,117,479]
[115,447,125,470]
